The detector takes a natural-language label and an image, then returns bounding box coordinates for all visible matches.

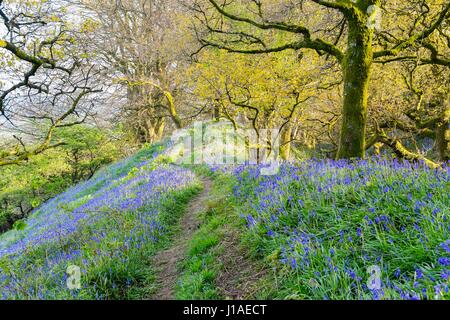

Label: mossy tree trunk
[280,124,292,160]
[146,117,165,144]
[213,99,221,121]
[436,105,450,162]
[337,17,374,159]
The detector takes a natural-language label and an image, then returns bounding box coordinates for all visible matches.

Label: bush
[0,125,122,233]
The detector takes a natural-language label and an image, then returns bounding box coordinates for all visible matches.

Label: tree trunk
[280,124,292,160]
[168,106,182,129]
[145,117,165,143]
[154,117,165,141]
[213,99,221,121]
[337,19,373,159]
[436,105,450,162]
[160,89,182,129]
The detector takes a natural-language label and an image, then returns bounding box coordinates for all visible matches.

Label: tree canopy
[1,0,449,166]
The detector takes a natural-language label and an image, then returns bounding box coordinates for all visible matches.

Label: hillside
[0,142,201,299]
[1,0,450,308]
[0,125,449,300]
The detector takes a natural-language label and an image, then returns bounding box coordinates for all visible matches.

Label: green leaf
[13,220,27,231]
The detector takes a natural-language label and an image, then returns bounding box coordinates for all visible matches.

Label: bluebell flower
[348,269,356,279]
[440,240,450,253]
[438,257,450,266]
[290,258,298,270]
[416,269,423,279]
[440,270,450,281]
[357,228,362,237]
[410,294,420,300]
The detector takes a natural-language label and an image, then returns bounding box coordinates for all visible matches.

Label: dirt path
[150,177,212,300]
[215,230,268,299]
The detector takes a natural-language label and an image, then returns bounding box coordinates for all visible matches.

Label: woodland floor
[149,173,264,300]
[215,228,268,299]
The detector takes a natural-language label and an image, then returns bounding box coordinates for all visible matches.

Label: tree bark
[166,93,182,129]
[213,99,221,121]
[436,105,450,162]
[337,18,373,159]
[280,124,292,160]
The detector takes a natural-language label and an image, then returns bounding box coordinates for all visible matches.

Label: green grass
[175,159,450,301]
[125,184,203,299]
[174,168,240,300]
[0,141,205,300]
[226,161,450,300]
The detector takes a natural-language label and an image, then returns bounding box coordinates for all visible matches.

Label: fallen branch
[377,133,440,169]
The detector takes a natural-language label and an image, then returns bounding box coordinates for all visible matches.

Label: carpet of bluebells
[1,133,449,301]
[0,144,199,299]
[222,159,450,300]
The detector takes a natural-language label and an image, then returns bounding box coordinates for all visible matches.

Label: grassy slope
[0,143,202,299]
[1,123,448,300]
[176,161,449,300]
[175,166,231,299]
[235,162,449,300]
[175,166,266,300]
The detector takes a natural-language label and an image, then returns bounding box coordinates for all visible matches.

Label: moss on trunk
[436,106,450,162]
[280,125,292,160]
[337,18,373,159]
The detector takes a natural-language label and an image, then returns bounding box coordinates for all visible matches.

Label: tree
[78,0,194,143]
[369,61,449,165]
[0,0,102,166]
[0,125,121,232]
[56,125,121,182]
[190,0,450,159]
[189,49,324,160]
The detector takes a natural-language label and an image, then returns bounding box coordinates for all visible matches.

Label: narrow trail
[215,230,267,299]
[150,176,213,300]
